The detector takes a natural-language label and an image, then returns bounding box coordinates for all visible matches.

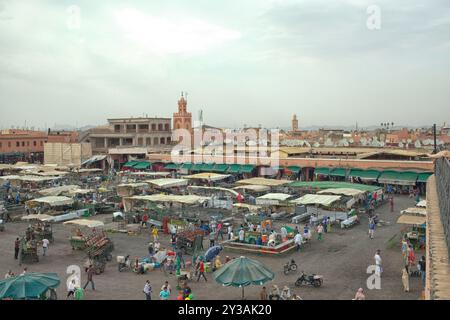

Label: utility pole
[433,123,437,154]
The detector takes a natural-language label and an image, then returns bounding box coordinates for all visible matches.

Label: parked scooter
[283,259,298,275]
[295,271,323,287]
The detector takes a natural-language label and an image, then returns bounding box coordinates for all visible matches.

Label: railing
[435,157,450,259]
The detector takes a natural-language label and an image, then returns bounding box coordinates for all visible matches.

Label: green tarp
[164,163,180,170]
[417,172,433,183]
[329,168,347,177]
[133,162,152,170]
[240,164,255,173]
[288,181,381,192]
[200,163,215,172]
[227,164,241,173]
[191,163,204,171]
[378,171,419,186]
[286,166,301,173]
[314,167,330,176]
[122,161,140,168]
[212,164,229,172]
[349,169,381,180]
[180,163,193,170]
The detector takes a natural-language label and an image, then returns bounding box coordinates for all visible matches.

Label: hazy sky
[1,0,449,130]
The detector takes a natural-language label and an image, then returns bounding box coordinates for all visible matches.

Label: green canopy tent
[0,273,60,300]
[213,256,274,299]
[133,161,152,170]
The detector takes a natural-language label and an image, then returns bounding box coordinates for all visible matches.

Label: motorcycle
[295,271,323,287]
[117,255,131,272]
[283,259,298,275]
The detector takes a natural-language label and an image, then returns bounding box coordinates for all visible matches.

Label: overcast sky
[1,0,449,130]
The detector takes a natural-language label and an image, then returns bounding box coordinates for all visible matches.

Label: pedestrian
[238,228,245,243]
[141,214,148,227]
[42,238,49,256]
[161,281,172,295]
[227,225,233,240]
[368,219,375,239]
[177,250,186,268]
[14,237,20,260]
[322,218,328,233]
[197,259,207,282]
[147,242,154,256]
[326,217,331,233]
[389,197,394,212]
[154,241,160,254]
[374,250,382,277]
[143,280,152,300]
[316,223,324,241]
[419,256,426,285]
[294,232,303,252]
[217,223,224,240]
[21,267,27,275]
[407,245,416,269]
[4,270,14,279]
[303,224,311,242]
[402,265,410,292]
[401,237,408,264]
[152,226,159,242]
[260,286,268,300]
[83,265,95,291]
[209,229,216,248]
[67,279,76,299]
[353,288,365,300]
[160,286,170,300]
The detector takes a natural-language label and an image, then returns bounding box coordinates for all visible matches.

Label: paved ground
[0,195,424,300]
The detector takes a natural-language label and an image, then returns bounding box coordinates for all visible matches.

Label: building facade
[81,117,172,154]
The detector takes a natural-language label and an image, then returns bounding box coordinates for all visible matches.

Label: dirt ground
[0,195,424,300]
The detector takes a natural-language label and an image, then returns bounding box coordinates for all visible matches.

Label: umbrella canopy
[0,273,60,299]
[213,256,274,299]
[205,245,222,262]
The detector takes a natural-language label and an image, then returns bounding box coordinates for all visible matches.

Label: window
[114,125,121,132]
[0,142,2,148]
[158,124,163,131]
[27,141,30,146]
[151,124,156,131]
[22,142,25,147]
[160,137,165,144]
[137,138,144,145]
[166,137,171,144]
[8,142,11,148]
[165,123,170,131]
[153,137,159,145]
[40,141,43,146]
[33,141,37,146]
[146,138,152,146]
[16,142,20,147]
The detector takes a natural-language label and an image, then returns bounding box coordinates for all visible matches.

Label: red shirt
[199,262,205,273]
[143,215,148,222]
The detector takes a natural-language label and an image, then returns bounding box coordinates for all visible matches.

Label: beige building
[44,142,92,167]
[81,117,172,154]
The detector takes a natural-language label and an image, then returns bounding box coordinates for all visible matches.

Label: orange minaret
[292,114,299,132]
[173,92,192,131]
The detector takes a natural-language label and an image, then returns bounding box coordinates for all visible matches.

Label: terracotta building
[173,92,192,131]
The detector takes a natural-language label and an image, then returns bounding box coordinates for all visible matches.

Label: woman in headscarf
[402,265,410,292]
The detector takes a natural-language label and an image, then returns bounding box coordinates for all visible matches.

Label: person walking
[209,230,216,248]
[4,270,14,279]
[303,224,311,242]
[14,237,20,260]
[401,237,408,264]
[160,286,170,300]
[316,223,324,241]
[326,217,331,233]
[402,265,410,292]
[143,280,152,300]
[389,196,394,212]
[152,227,159,242]
[419,256,426,285]
[294,232,303,252]
[374,250,382,278]
[368,219,376,239]
[67,279,76,300]
[42,238,49,256]
[407,245,416,269]
[322,218,328,233]
[83,265,95,291]
[197,260,207,282]
[238,228,245,243]
[260,286,268,300]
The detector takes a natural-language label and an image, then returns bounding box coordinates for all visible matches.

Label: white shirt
[374,254,382,266]
[294,233,303,244]
[68,281,76,292]
[42,239,49,248]
[239,230,245,241]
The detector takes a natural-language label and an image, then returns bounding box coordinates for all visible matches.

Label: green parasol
[0,273,60,300]
[213,256,274,299]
